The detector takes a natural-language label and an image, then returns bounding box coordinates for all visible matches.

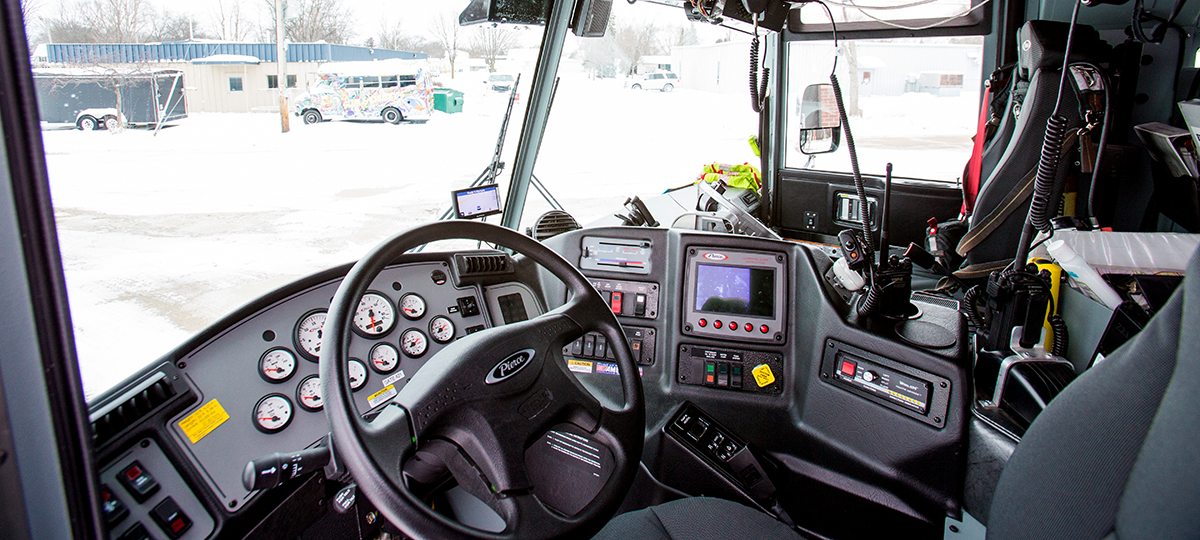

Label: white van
[293,59,433,124]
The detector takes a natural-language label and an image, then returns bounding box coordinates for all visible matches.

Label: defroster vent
[455,253,515,277]
[89,373,179,448]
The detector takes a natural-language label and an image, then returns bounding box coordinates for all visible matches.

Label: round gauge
[369,343,400,374]
[353,292,396,338]
[429,316,455,344]
[296,375,323,411]
[399,293,427,320]
[253,394,293,434]
[348,359,368,391]
[258,347,296,383]
[400,329,428,358]
[294,309,327,361]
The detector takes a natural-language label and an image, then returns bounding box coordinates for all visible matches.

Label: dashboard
[87,227,971,540]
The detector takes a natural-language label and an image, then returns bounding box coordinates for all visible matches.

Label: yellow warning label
[178,399,229,444]
[567,360,593,374]
[752,364,776,388]
[367,385,398,408]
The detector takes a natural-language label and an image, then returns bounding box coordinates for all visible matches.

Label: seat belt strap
[963,84,991,216]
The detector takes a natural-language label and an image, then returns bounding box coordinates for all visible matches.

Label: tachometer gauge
[348,359,368,391]
[400,329,428,358]
[259,347,296,383]
[294,309,327,361]
[429,316,455,344]
[353,292,396,337]
[253,394,293,433]
[296,375,323,411]
[399,293,426,320]
[369,343,400,374]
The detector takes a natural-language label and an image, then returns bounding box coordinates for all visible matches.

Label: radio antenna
[879,163,893,266]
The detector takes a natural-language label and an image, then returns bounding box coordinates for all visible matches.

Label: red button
[125,466,141,480]
[730,322,738,332]
[713,320,722,329]
[611,292,623,313]
[840,360,857,376]
[744,323,753,332]
[760,325,769,333]
[698,318,707,327]
[171,518,186,533]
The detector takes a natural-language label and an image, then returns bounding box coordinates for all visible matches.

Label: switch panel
[118,461,159,503]
[564,326,656,366]
[588,279,659,320]
[677,345,783,395]
[101,438,214,540]
[665,403,777,504]
[820,339,951,429]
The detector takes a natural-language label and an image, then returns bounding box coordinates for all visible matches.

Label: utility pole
[276,0,290,133]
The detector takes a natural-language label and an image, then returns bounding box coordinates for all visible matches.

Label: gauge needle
[302,396,318,401]
[370,314,377,330]
[259,416,278,421]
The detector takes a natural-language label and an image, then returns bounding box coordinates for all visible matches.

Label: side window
[784,38,984,182]
[363,76,380,88]
[267,75,278,89]
[229,76,243,92]
[344,76,362,89]
[381,75,398,88]
[287,75,297,88]
[398,75,416,88]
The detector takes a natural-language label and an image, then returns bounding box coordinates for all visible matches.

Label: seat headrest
[1017,21,1106,80]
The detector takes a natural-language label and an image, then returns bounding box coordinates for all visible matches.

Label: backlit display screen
[694,264,774,317]
[452,185,502,219]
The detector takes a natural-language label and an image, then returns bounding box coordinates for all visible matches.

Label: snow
[41,71,977,400]
[190,54,262,64]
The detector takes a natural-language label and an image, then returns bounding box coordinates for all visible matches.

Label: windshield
[28,0,761,399]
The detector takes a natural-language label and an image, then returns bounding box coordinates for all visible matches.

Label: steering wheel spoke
[357,403,416,486]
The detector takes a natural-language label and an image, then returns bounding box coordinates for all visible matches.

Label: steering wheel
[319,221,645,540]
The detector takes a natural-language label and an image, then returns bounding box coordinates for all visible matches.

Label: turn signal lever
[242,445,331,491]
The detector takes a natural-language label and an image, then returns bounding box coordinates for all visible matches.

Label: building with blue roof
[33,41,428,113]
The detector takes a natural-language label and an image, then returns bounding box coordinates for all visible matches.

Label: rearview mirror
[798,83,841,155]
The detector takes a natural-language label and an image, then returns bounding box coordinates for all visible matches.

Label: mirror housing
[460,0,550,26]
[797,83,841,155]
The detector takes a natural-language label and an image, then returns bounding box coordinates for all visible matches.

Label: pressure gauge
[259,348,296,383]
[296,375,323,411]
[399,293,426,320]
[348,359,368,392]
[253,394,293,434]
[429,316,455,344]
[400,329,428,358]
[294,309,327,361]
[369,343,400,374]
[353,292,396,337]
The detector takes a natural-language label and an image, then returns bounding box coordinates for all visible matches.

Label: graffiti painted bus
[292,59,433,125]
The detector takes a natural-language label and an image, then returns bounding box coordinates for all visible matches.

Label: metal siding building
[38,42,428,113]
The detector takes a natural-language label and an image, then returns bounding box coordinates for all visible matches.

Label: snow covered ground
[42,74,976,399]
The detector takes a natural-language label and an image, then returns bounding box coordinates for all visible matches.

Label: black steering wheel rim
[320,220,645,540]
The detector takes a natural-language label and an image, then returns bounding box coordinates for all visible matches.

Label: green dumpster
[433,89,465,114]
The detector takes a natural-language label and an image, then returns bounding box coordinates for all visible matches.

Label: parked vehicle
[33,68,186,129]
[624,71,679,92]
[486,73,516,92]
[293,59,432,125]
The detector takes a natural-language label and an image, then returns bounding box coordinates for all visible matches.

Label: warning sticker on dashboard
[368,385,398,408]
[178,399,229,444]
[567,360,593,374]
[752,364,776,388]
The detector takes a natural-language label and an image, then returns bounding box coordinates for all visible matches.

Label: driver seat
[594,247,1200,539]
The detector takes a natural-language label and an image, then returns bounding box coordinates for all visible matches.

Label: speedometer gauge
[259,348,296,383]
[400,329,428,358]
[399,293,426,320]
[369,343,400,374]
[296,375,323,411]
[348,359,368,391]
[429,316,455,344]
[294,309,327,361]
[253,394,293,433]
[353,292,396,337]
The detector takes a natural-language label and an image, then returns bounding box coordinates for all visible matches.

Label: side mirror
[798,83,841,155]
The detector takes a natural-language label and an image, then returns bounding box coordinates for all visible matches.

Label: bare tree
[261,0,353,44]
[211,0,254,41]
[428,9,461,78]
[78,0,151,43]
[145,10,205,42]
[659,23,699,51]
[612,19,662,75]
[376,18,442,57]
[468,25,518,72]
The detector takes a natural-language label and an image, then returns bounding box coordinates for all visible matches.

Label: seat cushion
[592,497,799,540]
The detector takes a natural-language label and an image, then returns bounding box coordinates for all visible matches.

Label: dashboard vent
[456,253,514,277]
[89,373,177,448]
[529,210,580,242]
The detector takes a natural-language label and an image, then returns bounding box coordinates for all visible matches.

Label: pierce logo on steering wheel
[485,349,536,384]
